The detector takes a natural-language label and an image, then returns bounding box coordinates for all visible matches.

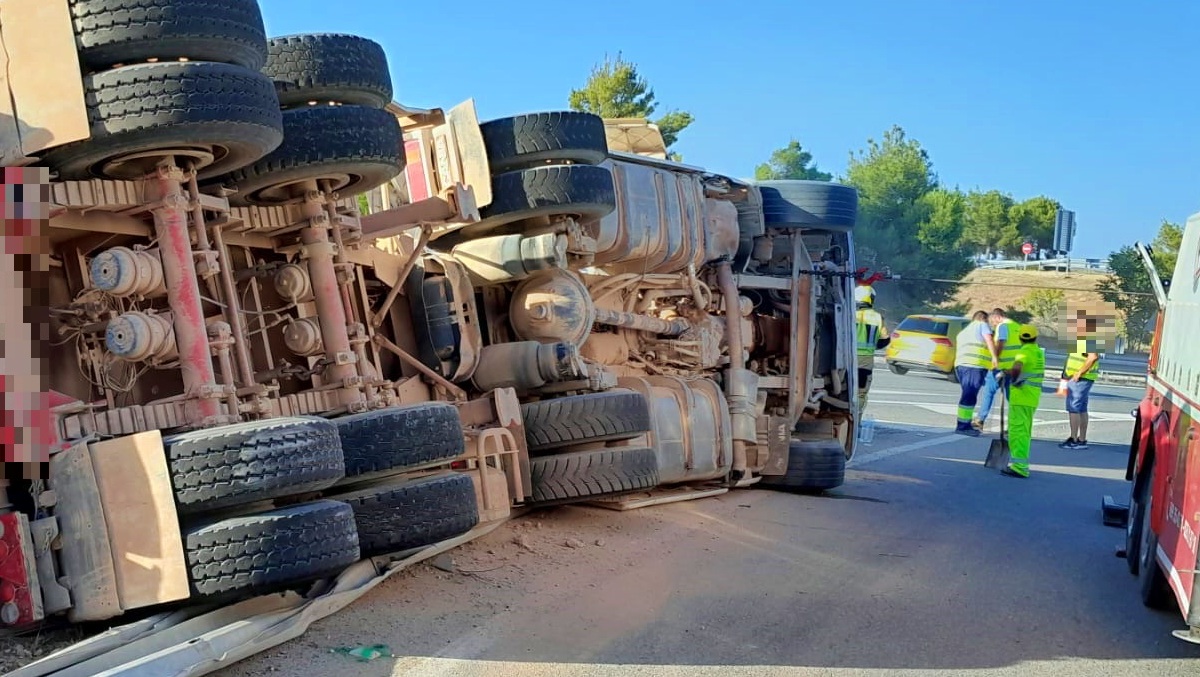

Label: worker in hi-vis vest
[1001,324,1046,479]
[953,310,992,436]
[854,284,890,420]
[1059,312,1102,450]
[974,307,1021,429]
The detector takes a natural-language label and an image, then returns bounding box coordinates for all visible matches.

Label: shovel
[984,376,1011,470]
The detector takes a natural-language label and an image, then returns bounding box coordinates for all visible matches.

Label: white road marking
[849,433,966,468]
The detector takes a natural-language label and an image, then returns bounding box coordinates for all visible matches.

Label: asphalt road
[220,366,1200,677]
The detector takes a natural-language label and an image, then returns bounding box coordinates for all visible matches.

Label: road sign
[1021,242,1034,256]
[1053,208,1076,253]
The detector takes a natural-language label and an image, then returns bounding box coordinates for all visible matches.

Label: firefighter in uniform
[975,307,1022,429]
[855,284,889,420]
[1001,324,1045,479]
[953,310,992,436]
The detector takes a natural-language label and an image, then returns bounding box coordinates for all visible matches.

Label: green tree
[1017,288,1065,336]
[844,125,973,313]
[754,140,832,181]
[916,188,967,253]
[1150,220,1184,274]
[1007,196,1059,253]
[568,53,694,156]
[960,190,1017,255]
[1096,220,1182,348]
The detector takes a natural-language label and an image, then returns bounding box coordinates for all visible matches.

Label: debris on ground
[330,644,394,662]
[431,553,457,573]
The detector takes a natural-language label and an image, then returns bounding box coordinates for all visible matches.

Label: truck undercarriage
[0,0,865,655]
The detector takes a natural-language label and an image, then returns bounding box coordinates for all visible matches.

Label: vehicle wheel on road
[264,33,392,109]
[887,363,909,376]
[759,440,846,493]
[39,61,283,181]
[335,403,465,480]
[478,164,616,231]
[185,499,359,598]
[209,104,402,207]
[70,0,268,71]
[330,472,478,557]
[165,416,345,516]
[1136,469,1173,609]
[1126,487,1145,576]
[756,180,858,231]
[1125,437,1146,575]
[481,112,608,174]
[528,446,659,506]
[521,390,652,453]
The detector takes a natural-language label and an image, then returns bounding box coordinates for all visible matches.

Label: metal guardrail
[973,257,1111,274]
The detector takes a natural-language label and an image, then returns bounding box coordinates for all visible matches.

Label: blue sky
[260,0,1199,260]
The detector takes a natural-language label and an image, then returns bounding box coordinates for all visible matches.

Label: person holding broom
[1000,324,1046,479]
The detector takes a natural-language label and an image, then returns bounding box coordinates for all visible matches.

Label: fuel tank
[586,159,739,274]
[617,375,733,484]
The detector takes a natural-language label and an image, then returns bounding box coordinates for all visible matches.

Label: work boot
[971,418,984,431]
[955,427,981,437]
[1001,466,1028,479]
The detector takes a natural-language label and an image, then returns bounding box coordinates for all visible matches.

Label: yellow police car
[884,314,971,382]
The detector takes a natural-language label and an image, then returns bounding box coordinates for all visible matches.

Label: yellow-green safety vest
[1010,342,1046,408]
[856,308,884,357]
[954,320,992,369]
[995,318,1022,370]
[1065,339,1101,381]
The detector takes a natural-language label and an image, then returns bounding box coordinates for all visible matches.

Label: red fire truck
[1111,209,1200,644]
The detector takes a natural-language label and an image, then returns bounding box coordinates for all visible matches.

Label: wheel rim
[99,146,220,180]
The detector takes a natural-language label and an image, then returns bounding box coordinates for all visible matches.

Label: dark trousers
[955,366,988,430]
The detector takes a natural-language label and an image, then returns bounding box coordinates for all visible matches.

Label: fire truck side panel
[1140,210,1200,625]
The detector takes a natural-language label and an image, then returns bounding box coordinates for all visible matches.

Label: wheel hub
[251,172,356,205]
[99,146,221,180]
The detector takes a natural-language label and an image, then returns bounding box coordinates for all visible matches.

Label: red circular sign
[1021,242,1034,255]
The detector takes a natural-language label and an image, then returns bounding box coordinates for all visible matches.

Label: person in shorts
[1059,314,1101,450]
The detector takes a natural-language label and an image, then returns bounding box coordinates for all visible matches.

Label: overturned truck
[0,0,863,632]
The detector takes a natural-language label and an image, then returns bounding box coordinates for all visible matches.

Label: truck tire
[521,390,653,453]
[481,112,608,174]
[1135,461,1172,608]
[70,0,268,71]
[211,104,403,207]
[264,33,392,109]
[336,403,465,480]
[529,446,659,506]
[756,180,858,231]
[1125,461,1147,576]
[759,440,846,493]
[185,500,359,598]
[39,61,283,182]
[165,416,345,515]
[332,472,478,557]
[479,164,616,230]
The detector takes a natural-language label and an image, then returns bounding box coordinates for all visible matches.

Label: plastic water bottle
[858,417,876,445]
